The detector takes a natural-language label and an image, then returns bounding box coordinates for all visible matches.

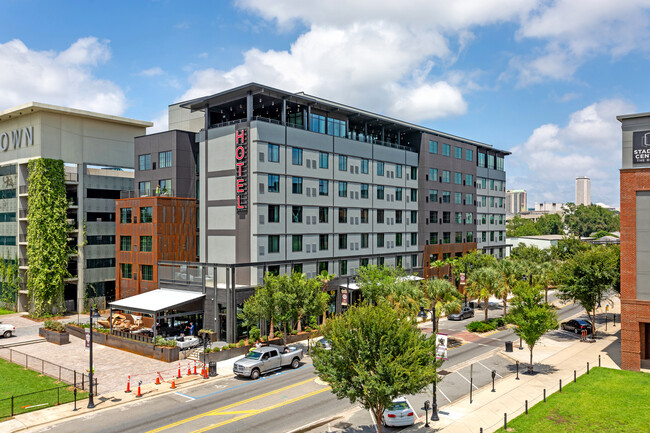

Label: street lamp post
[87,307,101,409]
[431,378,439,421]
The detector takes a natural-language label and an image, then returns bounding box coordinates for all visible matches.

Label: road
[25,295,587,433]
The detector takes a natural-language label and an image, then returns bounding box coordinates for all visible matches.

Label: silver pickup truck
[233,344,303,379]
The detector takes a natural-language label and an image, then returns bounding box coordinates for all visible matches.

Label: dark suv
[561,319,592,334]
[448,306,475,321]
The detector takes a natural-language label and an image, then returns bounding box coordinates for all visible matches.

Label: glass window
[377,161,384,176]
[319,179,329,196]
[292,235,303,252]
[442,191,450,203]
[467,231,474,242]
[410,211,417,224]
[140,236,152,252]
[429,168,438,181]
[268,144,279,163]
[339,260,347,276]
[292,177,303,194]
[442,143,451,156]
[361,233,369,248]
[396,165,402,178]
[327,118,347,137]
[410,233,417,245]
[310,113,326,133]
[293,263,303,274]
[377,233,384,248]
[140,207,152,223]
[159,179,172,195]
[268,235,280,253]
[319,234,329,250]
[497,156,504,171]
[466,174,473,186]
[396,210,403,224]
[339,234,347,250]
[466,149,473,161]
[429,140,438,153]
[159,151,172,168]
[429,211,438,223]
[319,152,329,169]
[139,181,151,196]
[292,148,302,165]
[488,154,495,169]
[292,206,303,223]
[455,231,463,243]
[377,209,384,224]
[360,184,369,199]
[138,154,151,171]
[465,193,473,205]
[319,207,328,223]
[443,212,450,223]
[396,187,403,201]
[377,185,384,200]
[338,208,347,223]
[396,233,403,247]
[482,231,487,242]
[378,257,385,266]
[466,213,473,224]
[120,208,132,224]
[429,232,438,244]
[443,232,451,244]
[338,181,347,197]
[442,170,450,183]
[268,174,280,193]
[141,265,153,281]
[120,236,131,251]
[455,146,462,159]
[410,189,417,201]
[361,209,369,224]
[268,205,280,223]
[455,192,462,204]
[455,172,462,184]
[338,155,347,171]
[410,167,417,180]
[429,190,438,202]
[361,159,369,174]
[456,212,463,224]
[121,263,132,279]
[478,152,486,167]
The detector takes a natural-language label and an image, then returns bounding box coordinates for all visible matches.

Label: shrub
[229,343,238,349]
[247,338,256,345]
[204,348,212,353]
[43,319,66,332]
[249,326,261,341]
[261,335,268,342]
[467,321,496,333]
[275,331,284,339]
[304,326,312,332]
[237,340,245,347]
[309,316,318,329]
[153,335,177,347]
[291,330,298,336]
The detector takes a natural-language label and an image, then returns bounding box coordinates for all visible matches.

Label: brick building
[618,111,650,371]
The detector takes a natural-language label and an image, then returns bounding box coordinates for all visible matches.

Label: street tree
[356,265,405,305]
[450,250,497,285]
[550,236,591,261]
[312,304,440,433]
[422,278,461,332]
[535,213,564,235]
[506,215,541,237]
[385,279,424,318]
[510,244,552,263]
[509,282,558,373]
[495,258,520,316]
[317,270,336,325]
[467,266,502,322]
[557,245,620,337]
[563,203,619,237]
[254,272,282,339]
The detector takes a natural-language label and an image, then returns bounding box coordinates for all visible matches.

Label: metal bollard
[599,355,601,367]
[525,400,528,414]
[73,388,77,411]
[613,313,616,327]
[543,389,546,402]
[516,360,519,380]
[504,413,507,429]
[587,362,590,374]
[559,379,562,392]
[574,370,576,383]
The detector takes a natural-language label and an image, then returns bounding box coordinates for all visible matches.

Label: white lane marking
[174,391,196,401]
[368,408,379,432]
[478,361,503,378]
[455,371,479,389]
[438,387,452,403]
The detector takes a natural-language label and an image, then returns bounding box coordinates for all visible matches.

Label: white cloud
[0,37,126,115]
[139,67,164,77]
[147,109,169,134]
[509,98,634,206]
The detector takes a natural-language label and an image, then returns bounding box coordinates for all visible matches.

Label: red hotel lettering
[235,128,248,213]
[235,129,246,144]
[236,162,245,176]
[237,196,244,209]
[236,178,245,193]
[235,146,245,160]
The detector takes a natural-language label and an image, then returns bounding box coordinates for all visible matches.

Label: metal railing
[120,188,176,199]
[111,329,153,344]
[0,384,90,419]
[0,347,97,393]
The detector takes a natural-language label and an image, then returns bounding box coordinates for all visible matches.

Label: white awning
[109,289,205,315]
[340,282,360,290]
[398,275,424,282]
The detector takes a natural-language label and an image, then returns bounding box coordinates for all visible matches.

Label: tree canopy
[563,203,620,237]
[312,304,440,433]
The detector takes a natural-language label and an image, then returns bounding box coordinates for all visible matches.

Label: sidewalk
[404,298,622,433]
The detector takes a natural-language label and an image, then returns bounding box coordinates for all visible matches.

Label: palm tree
[422,278,462,332]
[467,266,501,322]
[538,262,558,304]
[495,258,520,317]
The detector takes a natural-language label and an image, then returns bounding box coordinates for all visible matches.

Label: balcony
[121,188,176,199]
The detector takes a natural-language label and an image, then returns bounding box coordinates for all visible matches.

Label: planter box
[202,345,250,363]
[65,324,179,362]
[39,327,69,345]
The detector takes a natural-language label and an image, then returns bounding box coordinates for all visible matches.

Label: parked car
[0,321,15,338]
[315,337,332,350]
[382,397,415,427]
[448,306,475,321]
[562,319,592,334]
[233,344,303,379]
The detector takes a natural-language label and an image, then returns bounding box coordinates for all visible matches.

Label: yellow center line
[146,377,318,433]
[211,410,260,415]
[189,386,332,433]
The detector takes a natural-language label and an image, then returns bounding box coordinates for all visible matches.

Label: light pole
[431,378,439,421]
[87,307,101,409]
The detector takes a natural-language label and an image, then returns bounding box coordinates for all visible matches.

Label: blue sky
[3,0,650,207]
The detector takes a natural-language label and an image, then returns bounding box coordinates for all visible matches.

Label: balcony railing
[64,172,78,182]
[121,188,176,199]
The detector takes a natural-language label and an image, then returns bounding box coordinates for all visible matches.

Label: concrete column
[281,99,287,125]
[225,266,232,342]
[77,163,84,312]
[306,106,311,130]
[246,92,253,121]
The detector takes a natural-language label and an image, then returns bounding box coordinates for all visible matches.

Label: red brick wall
[115,197,197,300]
[620,169,650,370]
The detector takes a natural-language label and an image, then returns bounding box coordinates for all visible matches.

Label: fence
[0,347,97,393]
[111,329,153,344]
[0,384,88,419]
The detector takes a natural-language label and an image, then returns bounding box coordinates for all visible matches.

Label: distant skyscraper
[506,189,527,214]
[575,176,591,206]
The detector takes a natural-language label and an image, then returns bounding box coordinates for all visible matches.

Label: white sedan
[382,397,415,427]
[0,321,15,338]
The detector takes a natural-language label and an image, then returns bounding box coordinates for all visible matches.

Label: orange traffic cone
[187,363,192,376]
[125,375,131,393]
[200,365,205,377]
[136,382,142,398]
[193,361,197,375]
[171,378,176,389]
[155,373,161,385]
[177,363,181,379]
[204,365,208,379]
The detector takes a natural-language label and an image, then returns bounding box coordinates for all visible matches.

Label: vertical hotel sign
[235,128,248,213]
